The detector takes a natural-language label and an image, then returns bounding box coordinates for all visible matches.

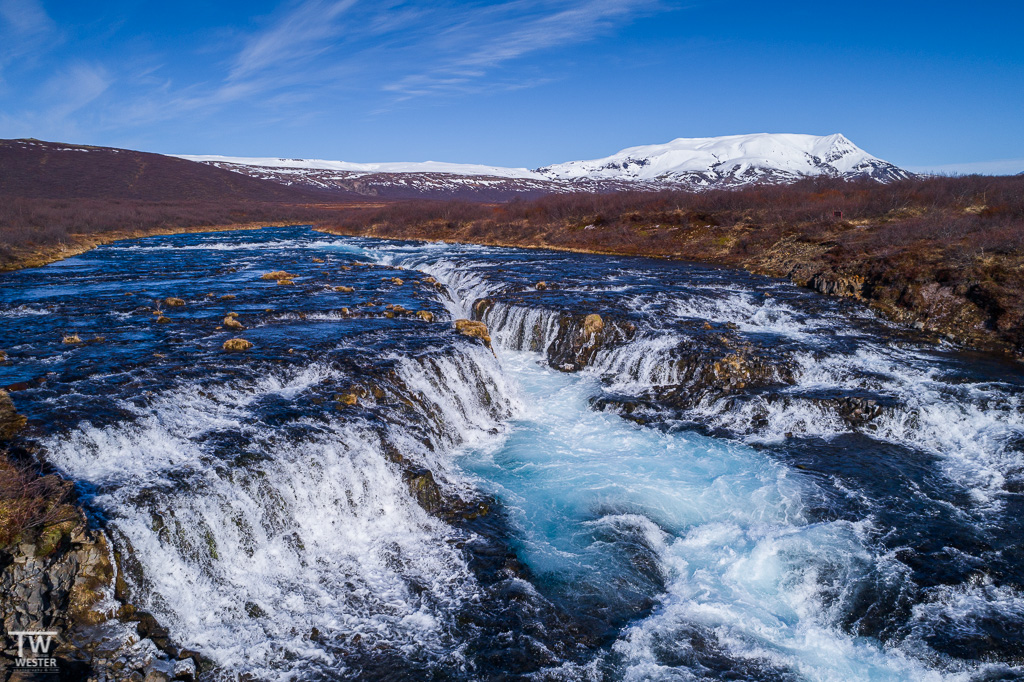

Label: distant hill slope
[0,139,340,202]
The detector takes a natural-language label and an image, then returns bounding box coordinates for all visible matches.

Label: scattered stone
[454,319,492,348]
[62,334,83,344]
[219,294,236,300]
[261,271,296,281]
[311,258,325,263]
[223,339,253,351]
[164,297,185,307]
[336,393,358,406]
[143,668,172,682]
[334,285,354,292]
[416,311,434,322]
[340,265,352,271]
[535,281,548,290]
[277,279,295,286]
[391,277,404,285]
[340,307,350,316]
[223,316,244,330]
[156,316,171,324]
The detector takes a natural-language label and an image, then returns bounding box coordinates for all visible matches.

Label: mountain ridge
[174,132,912,199]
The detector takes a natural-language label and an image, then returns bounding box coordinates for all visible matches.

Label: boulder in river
[164,297,185,307]
[223,338,253,351]
[583,313,604,337]
[334,285,354,292]
[224,316,244,330]
[261,271,296,281]
[535,281,548,290]
[62,334,82,344]
[455,319,492,348]
[417,311,434,322]
[156,316,171,324]
[219,294,236,300]
[0,350,6,362]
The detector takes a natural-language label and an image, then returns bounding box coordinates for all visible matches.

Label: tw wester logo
[9,630,59,672]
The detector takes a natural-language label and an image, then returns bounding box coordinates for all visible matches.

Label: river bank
[322,175,1024,361]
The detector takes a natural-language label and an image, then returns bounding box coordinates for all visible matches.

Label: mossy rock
[223,339,253,352]
[261,271,296,281]
[454,319,492,348]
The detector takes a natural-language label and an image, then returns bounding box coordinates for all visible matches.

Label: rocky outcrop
[807,272,864,299]
[0,397,192,681]
[0,392,26,442]
[544,312,635,371]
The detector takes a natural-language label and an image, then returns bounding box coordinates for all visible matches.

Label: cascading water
[1,225,1022,681]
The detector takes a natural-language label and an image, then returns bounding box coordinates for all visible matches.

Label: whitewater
[0,226,1021,681]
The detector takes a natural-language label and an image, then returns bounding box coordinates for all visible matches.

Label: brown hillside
[0,138,343,202]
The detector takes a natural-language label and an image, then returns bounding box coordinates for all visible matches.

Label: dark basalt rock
[403,468,445,515]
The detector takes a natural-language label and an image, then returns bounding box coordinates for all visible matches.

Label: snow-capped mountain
[175,133,911,200]
[536,133,911,185]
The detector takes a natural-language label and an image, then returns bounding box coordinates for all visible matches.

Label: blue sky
[0,0,1022,172]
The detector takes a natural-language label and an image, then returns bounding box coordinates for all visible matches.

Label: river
[1,226,1021,681]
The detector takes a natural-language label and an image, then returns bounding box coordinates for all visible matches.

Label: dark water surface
[1,226,1022,681]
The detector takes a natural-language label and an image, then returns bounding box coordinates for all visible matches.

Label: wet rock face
[0,511,117,676]
[545,313,635,371]
[0,391,27,442]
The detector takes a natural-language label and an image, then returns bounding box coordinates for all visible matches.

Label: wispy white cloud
[0,0,54,35]
[0,62,109,139]
[229,0,359,81]
[0,0,671,138]
[0,0,58,80]
[383,0,662,98]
